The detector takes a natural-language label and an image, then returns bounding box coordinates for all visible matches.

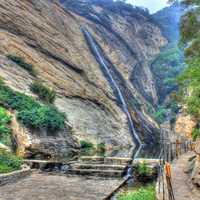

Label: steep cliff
[152,2,185,103]
[0,0,166,157]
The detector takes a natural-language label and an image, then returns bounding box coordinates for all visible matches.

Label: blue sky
[127,0,169,13]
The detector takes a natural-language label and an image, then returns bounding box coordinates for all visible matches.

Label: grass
[117,185,156,200]
[0,79,65,131]
[7,55,37,77]
[0,107,12,146]
[0,150,22,173]
[30,81,56,104]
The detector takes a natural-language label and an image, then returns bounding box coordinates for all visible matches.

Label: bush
[153,106,167,124]
[97,143,106,153]
[0,107,12,146]
[138,162,152,176]
[0,150,22,173]
[117,185,156,200]
[80,140,94,149]
[0,80,65,131]
[192,128,200,141]
[133,162,157,183]
[7,55,37,77]
[30,82,56,104]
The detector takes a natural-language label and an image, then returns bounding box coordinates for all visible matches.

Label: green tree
[177,0,200,139]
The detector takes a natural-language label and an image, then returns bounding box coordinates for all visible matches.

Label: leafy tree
[177,0,200,139]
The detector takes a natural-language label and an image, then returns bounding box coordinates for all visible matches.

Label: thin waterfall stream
[81,26,143,160]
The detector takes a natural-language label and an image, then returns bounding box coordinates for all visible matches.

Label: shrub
[153,106,167,124]
[80,140,94,149]
[30,82,56,104]
[0,150,22,173]
[117,185,156,200]
[192,128,200,141]
[0,80,65,131]
[138,162,152,176]
[0,107,12,146]
[97,143,106,153]
[7,55,37,77]
[133,162,157,183]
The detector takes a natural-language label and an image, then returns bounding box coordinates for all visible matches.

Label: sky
[127,0,169,14]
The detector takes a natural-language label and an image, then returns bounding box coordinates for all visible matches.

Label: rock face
[0,0,166,157]
[175,114,197,139]
[10,112,79,159]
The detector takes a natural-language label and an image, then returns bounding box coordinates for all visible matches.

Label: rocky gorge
[1,0,200,200]
[0,0,168,158]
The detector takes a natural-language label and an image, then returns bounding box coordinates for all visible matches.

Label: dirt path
[0,172,124,200]
[171,152,200,200]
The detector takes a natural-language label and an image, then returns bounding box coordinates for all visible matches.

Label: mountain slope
[0,0,166,157]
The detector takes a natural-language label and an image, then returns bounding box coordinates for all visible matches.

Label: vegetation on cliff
[0,79,65,131]
[7,55,37,77]
[0,107,12,146]
[152,2,185,103]
[30,82,56,104]
[0,150,22,173]
[176,0,200,140]
[149,2,184,125]
[152,42,184,103]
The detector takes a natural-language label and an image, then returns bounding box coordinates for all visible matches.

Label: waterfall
[81,27,142,157]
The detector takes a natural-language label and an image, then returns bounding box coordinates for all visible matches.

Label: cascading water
[81,27,142,159]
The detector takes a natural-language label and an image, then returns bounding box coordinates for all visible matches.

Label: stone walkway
[171,152,200,200]
[0,172,124,200]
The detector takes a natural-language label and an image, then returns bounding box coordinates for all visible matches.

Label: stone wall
[0,168,31,186]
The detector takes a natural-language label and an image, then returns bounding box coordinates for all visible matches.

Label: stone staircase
[67,156,132,178]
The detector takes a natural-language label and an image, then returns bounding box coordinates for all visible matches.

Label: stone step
[66,169,124,178]
[80,156,132,165]
[72,163,126,171]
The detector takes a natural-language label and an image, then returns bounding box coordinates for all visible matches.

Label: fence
[157,139,194,200]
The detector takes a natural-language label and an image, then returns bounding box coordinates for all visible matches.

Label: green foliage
[0,80,65,131]
[80,140,94,149]
[133,162,157,183]
[17,106,65,130]
[180,11,200,43]
[192,128,200,141]
[153,106,167,124]
[97,143,106,154]
[0,107,12,146]
[152,42,184,102]
[7,55,37,77]
[178,58,200,119]
[0,150,22,173]
[30,82,56,104]
[177,0,200,139]
[138,162,152,176]
[117,185,156,200]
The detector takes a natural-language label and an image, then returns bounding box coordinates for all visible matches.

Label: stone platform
[0,172,125,200]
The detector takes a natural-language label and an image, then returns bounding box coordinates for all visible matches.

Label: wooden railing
[157,139,194,200]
